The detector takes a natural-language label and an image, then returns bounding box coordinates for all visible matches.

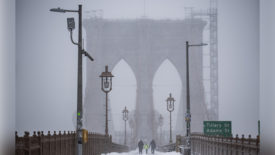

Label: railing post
[37,131,42,155]
[54,131,57,155]
[91,133,93,155]
[205,136,207,155]
[230,136,232,155]
[199,136,203,154]
[256,135,260,155]
[216,136,217,155]
[48,131,51,155]
[87,132,89,155]
[210,137,215,155]
[58,131,62,155]
[72,131,75,155]
[63,131,66,155]
[236,134,239,155]
[226,136,229,155]
[33,131,37,155]
[221,136,224,155]
[15,132,18,155]
[248,135,251,155]
[42,131,45,155]
[216,136,219,155]
[71,131,73,155]
[67,131,70,155]
[210,136,212,155]
[207,135,209,155]
[241,134,244,155]
[24,132,31,155]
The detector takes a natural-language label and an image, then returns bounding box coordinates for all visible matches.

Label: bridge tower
[185,0,218,120]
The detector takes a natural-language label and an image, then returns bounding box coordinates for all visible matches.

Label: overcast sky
[16,0,259,137]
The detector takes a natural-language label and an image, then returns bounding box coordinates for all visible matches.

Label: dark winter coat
[150,140,156,149]
[138,140,144,149]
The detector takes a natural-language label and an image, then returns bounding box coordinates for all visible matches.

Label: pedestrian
[138,140,144,154]
[150,139,156,154]
[144,143,149,154]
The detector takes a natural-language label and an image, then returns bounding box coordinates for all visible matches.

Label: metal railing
[191,133,260,155]
[16,131,129,155]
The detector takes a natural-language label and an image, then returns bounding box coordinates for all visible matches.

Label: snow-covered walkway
[102,149,181,155]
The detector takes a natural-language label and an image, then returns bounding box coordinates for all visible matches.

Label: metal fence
[191,133,260,155]
[16,131,129,155]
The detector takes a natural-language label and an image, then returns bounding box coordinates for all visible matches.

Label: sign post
[203,121,232,137]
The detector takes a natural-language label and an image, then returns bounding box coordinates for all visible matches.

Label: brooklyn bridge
[2,0,273,154]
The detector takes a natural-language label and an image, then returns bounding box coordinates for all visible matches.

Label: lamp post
[158,114,163,145]
[100,66,114,136]
[185,41,207,155]
[122,106,129,145]
[166,93,175,143]
[50,5,94,155]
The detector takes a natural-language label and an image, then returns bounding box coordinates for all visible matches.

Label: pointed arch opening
[152,59,182,142]
[109,59,137,143]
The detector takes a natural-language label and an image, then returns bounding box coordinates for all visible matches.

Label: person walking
[144,143,149,154]
[138,140,144,154]
[150,139,156,154]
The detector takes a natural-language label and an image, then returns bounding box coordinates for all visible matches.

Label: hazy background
[16,0,209,133]
[260,0,275,154]
[0,0,15,154]
[15,0,259,136]
[2,0,275,154]
[218,0,259,136]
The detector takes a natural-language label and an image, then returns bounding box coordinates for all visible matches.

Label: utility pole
[77,5,83,155]
[50,5,94,155]
[185,41,207,155]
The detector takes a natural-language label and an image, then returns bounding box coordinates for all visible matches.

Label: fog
[218,0,259,136]
[15,0,211,133]
[260,1,275,154]
[0,0,15,154]
[0,0,272,153]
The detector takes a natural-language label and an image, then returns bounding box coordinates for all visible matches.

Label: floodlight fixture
[50,7,66,13]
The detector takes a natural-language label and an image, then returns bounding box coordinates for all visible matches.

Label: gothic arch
[83,18,208,139]
[152,59,182,139]
[109,59,137,134]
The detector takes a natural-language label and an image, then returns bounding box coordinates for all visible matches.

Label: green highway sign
[203,121,232,137]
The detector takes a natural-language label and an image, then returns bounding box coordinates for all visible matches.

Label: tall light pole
[166,93,175,143]
[185,41,207,155]
[122,106,129,145]
[100,66,114,136]
[50,5,94,155]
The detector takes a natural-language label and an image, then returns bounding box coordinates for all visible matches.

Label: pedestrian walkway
[103,149,181,155]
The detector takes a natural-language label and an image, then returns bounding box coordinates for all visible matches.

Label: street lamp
[122,106,129,145]
[50,5,94,155]
[100,66,114,136]
[158,114,163,145]
[185,41,207,155]
[166,93,175,143]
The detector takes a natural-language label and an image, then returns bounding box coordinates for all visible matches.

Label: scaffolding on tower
[185,0,219,120]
